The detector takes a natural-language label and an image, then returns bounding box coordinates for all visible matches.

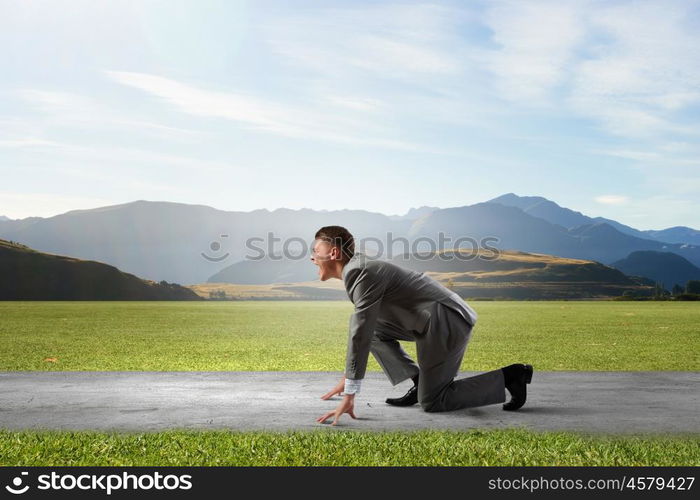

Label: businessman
[312,225,533,426]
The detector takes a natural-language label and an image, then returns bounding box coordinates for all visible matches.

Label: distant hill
[642,227,700,246]
[0,239,202,300]
[390,249,636,282]
[0,216,10,221]
[190,280,348,300]
[488,193,700,245]
[203,249,653,299]
[207,254,317,284]
[611,251,700,289]
[389,249,652,299]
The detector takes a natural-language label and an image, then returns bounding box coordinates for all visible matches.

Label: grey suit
[342,251,506,412]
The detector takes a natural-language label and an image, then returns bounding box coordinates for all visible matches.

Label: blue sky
[1,0,699,229]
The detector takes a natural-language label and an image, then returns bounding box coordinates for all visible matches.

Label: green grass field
[1,300,698,466]
[0,301,697,371]
[0,428,697,466]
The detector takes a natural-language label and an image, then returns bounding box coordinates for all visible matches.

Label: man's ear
[330,246,340,260]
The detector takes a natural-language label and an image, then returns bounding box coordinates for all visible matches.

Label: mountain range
[0,194,697,286]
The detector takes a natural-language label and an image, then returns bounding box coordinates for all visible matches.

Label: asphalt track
[0,371,697,433]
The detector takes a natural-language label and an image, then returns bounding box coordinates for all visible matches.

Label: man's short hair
[314,226,355,263]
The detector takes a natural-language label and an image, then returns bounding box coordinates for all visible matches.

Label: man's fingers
[316,411,334,423]
[320,388,342,400]
[320,389,339,400]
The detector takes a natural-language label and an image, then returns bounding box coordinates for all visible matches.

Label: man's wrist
[343,377,362,395]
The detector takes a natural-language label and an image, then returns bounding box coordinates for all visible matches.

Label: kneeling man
[311,225,533,426]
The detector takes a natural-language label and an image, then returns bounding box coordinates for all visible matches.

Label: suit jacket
[341,251,478,380]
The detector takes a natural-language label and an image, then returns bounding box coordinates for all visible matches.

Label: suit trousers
[370,301,506,412]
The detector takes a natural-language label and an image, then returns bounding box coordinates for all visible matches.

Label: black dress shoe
[386,385,418,406]
[502,363,533,411]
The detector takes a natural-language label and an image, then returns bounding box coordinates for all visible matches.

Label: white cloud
[567,2,700,138]
[105,70,435,152]
[324,95,384,112]
[14,88,203,139]
[17,89,83,110]
[264,3,466,79]
[106,71,285,129]
[592,146,700,167]
[477,0,587,103]
[0,138,63,148]
[475,0,700,139]
[592,149,661,162]
[1,137,238,173]
[345,34,461,75]
[595,195,629,205]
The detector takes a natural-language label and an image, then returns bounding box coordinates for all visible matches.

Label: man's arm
[317,265,384,426]
[344,265,385,384]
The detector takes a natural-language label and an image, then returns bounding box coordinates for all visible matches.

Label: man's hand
[320,376,345,400]
[317,393,357,426]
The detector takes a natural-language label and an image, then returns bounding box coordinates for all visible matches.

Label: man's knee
[421,402,436,413]
[419,394,444,413]
[369,335,384,353]
[420,401,442,413]
[419,381,454,412]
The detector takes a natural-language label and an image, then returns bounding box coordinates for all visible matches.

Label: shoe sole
[385,398,418,407]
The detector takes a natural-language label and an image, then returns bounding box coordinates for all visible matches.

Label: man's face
[310,239,339,281]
